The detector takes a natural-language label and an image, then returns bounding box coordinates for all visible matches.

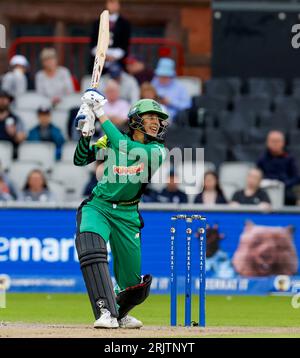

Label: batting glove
[75,103,96,137]
[81,89,107,118]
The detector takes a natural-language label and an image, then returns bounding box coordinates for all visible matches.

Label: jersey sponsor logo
[113,163,145,176]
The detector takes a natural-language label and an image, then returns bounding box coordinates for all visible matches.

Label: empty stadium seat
[47,179,66,202]
[221,182,239,202]
[192,95,228,113]
[274,96,300,114]
[14,109,38,132]
[0,141,14,171]
[258,110,298,131]
[248,78,286,97]
[218,110,257,130]
[203,128,227,146]
[177,76,202,97]
[260,180,285,208]
[233,95,271,114]
[231,144,265,162]
[9,161,43,190]
[243,127,269,145]
[165,126,203,150]
[204,77,242,98]
[61,142,77,162]
[18,142,56,170]
[51,109,69,138]
[51,162,90,201]
[204,143,228,168]
[291,78,300,97]
[219,162,255,190]
[288,130,300,146]
[15,91,51,110]
[56,93,82,111]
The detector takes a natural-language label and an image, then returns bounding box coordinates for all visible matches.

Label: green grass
[1,294,300,329]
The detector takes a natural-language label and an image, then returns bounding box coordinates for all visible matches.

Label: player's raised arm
[73,103,99,166]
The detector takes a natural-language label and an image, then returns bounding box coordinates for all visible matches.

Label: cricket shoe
[118,315,143,329]
[94,309,119,329]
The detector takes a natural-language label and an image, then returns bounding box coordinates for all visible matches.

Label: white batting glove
[75,103,96,137]
[81,89,107,118]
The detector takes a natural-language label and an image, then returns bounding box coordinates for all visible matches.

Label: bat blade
[91,9,110,89]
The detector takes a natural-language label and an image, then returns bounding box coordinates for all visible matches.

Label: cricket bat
[82,9,110,136]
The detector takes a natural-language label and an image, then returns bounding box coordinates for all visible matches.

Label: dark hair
[203,170,224,196]
[23,169,48,191]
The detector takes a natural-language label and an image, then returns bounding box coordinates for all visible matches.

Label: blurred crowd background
[1,0,300,208]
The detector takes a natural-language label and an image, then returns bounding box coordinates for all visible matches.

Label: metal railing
[9,36,184,81]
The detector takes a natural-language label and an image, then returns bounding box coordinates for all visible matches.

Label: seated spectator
[0,174,13,201]
[0,90,26,157]
[141,186,159,203]
[140,82,168,114]
[151,58,191,121]
[98,62,139,105]
[1,55,29,97]
[21,169,55,202]
[257,130,300,205]
[157,170,188,204]
[103,79,130,128]
[230,168,271,210]
[28,106,65,160]
[83,162,104,196]
[194,171,227,205]
[35,48,74,106]
[125,56,153,84]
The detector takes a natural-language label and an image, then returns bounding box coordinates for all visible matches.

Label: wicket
[170,214,206,327]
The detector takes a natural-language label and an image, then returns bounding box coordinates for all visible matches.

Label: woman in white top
[35,48,74,106]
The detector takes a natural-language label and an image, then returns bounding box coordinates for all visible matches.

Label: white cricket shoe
[94,309,119,329]
[118,315,143,329]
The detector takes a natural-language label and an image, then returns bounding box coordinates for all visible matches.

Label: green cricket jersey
[73,120,166,204]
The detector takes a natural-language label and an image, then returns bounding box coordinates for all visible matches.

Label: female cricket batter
[73,89,168,328]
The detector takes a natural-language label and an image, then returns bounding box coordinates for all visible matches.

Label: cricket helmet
[128,99,169,143]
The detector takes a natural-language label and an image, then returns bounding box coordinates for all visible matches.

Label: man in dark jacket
[90,0,131,72]
[28,106,65,160]
[157,170,188,204]
[257,130,300,205]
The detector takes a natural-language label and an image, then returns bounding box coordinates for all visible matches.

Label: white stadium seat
[56,93,82,111]
[14,109,38,132]
[47,179,66,202]
[177,76,202,97]
[15,91,51,111]
[9,161,43,190]
[219,162,255,190]
[18,142,56,171]
[51,109,69,138]
[51,162,90,201]
[0,141,14,171]
[61,142,77,162]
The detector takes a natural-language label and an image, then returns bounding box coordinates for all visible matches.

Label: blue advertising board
[0,208,300,295]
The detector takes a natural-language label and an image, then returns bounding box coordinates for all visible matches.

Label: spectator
[103,79,130,128]
[1,55,29,97]
[0,90,26,157]
[83,162,104,197]
[21,169,55,202]
[90,0,131,72]
[194,171,227,205]
[231,168,271,210]
[151,58,191,121]
[0,174,13,201]
[157,170,187,204]
[98,62,139,105]
[125,56,153,84]
[35,48,74,106]
[257,130,300,205]
[141,186,159,203]
[28,106,65,160]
